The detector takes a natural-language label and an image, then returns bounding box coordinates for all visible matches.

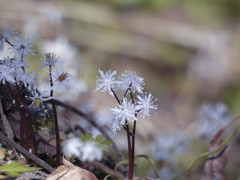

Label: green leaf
[95,135,113,146]
[0,162,40,177]
[101,139,113,146]
[79,133,113,152]
[80,133,93,143]
[94,134,113,152]
[39,118,55,130]
[98,145,109,152]
[95,134,105,143]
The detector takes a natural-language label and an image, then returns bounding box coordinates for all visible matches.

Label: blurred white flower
[136,92,158,118]
[110,116,122,133]
[197,102,230,139]
[119,71,144,94]
[94,108,113,127]
[51,67,71,92]
[16,70,36,90]
[38,52,64,69]
[39,37,78,69]
[2,56,12,67]
[62,137,103,162]
[11,56,27,69]
[150,132,189,163]
[0,65,15,84]
[95,69,119,96]
[62,138,83,158]
[0,27,15,52]
[80,141,102,162]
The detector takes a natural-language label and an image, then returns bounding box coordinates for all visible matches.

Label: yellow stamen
[58,72,68,82]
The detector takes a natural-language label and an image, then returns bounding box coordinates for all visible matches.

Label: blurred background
[1,0,240,179]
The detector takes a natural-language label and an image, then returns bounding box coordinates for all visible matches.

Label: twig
[92,161,125,179]
[0,98,20,159]
[0,99,14,143]
[0,131,55,173]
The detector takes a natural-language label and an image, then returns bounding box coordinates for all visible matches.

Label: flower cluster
[0,26,72,109]
[95,69,157,133]
[62,134,112,162]
[0,27,37,89]
[63,138,102,162]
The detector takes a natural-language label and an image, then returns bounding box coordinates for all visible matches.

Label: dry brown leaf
[0,148,5,160]
[46,159,98,180]
[201,127,230,180]
[0,174,7,179]
[16,170,48,180]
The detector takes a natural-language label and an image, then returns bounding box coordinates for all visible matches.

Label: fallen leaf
[0,174,7,179]
[16,170,48,180]
[0,148,5,160]
[46,159,98,180]
[202,127,229,180]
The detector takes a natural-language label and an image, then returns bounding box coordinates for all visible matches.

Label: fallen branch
[0,98,20,159]
[92,160,125,179]
[0,131,55,173]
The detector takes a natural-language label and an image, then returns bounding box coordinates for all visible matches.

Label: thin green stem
[171,121,240,180]
[136,155,161,180]
[114,160,129,171]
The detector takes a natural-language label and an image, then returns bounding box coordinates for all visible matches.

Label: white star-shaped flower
[111,98,137,126]
[51,67,71,92]
[38,52,64,69]
[95,69,119,96]
[0,27,15,52]
[9,35,35,56]
[27,89,52,108]
[136,92,158,119]
[119,71,145,94]
[0,65,15,84]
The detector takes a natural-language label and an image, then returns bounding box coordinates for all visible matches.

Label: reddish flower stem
[126,124,133,180]
[112,83,136,180]
[131,121,136,178]
[6,82,26,150]
[49,65,61,166]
